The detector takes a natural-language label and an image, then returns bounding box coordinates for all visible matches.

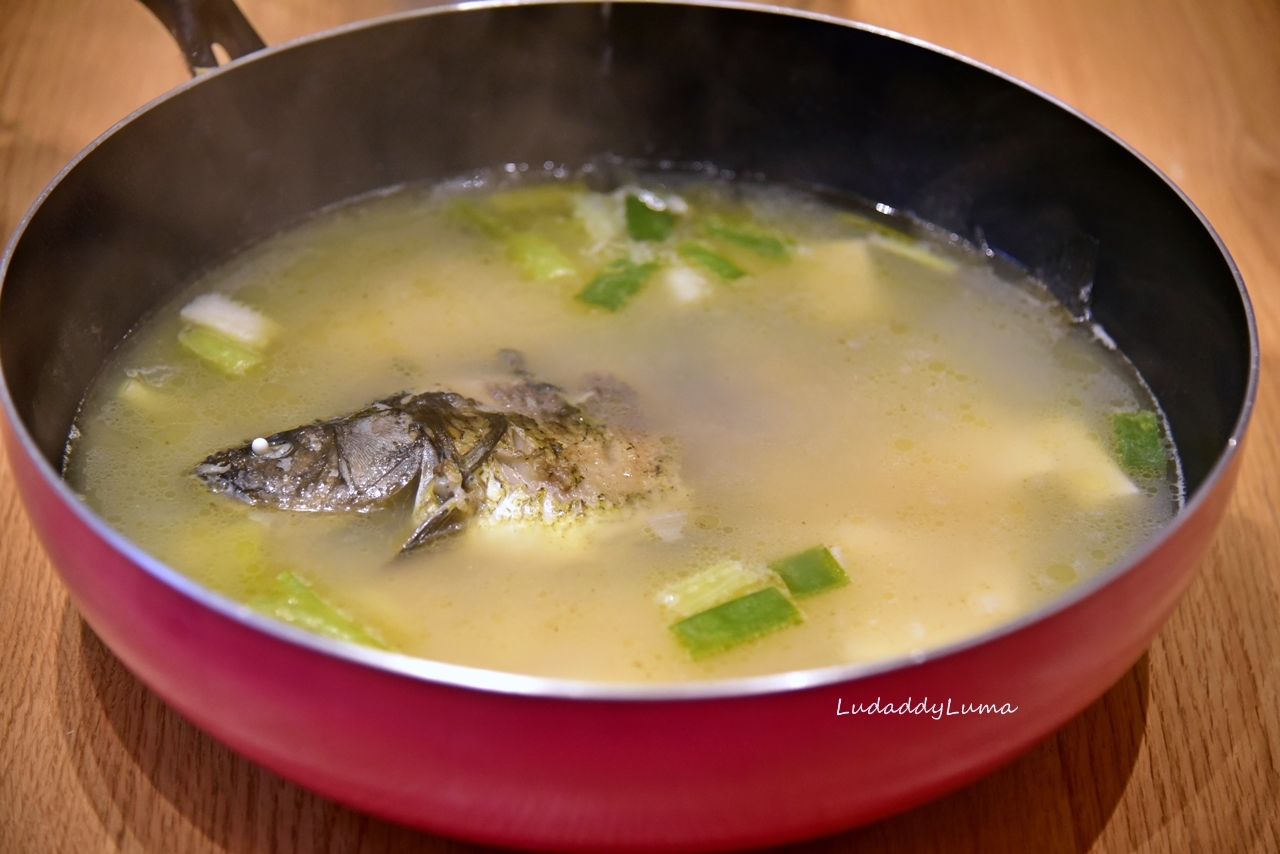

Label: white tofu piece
[988,431,1059,482]
[831,518,1028,657]
[117,378,165,410]
[790,239,884,324]
[1035,418,1140,504]
[942,415,1137,505]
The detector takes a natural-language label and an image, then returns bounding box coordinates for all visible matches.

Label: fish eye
[250,437,293,459]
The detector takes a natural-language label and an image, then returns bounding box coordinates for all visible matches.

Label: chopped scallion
[178,326,262,376]
[625,194,678,241]
[835,210,910,241]
[179,293,277,349]
[677,242,746,280]
[506,232,576,280]
[576,257,659,311]
[255,571,385,648]
[703,217,789,260]
[1111,411,1166,476]
[444,197,508,239]
[488,183,582,216]
[656,559,774,619]
[869,235,958,274]
[670,587,803,659]
[769,545,849,598]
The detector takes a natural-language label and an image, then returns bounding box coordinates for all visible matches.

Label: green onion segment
[1111,411,1166,476]
[670,587,803,659]
[769,545,849,598]
[576,257,660,311]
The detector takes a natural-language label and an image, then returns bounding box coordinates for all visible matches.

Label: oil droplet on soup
[64,174,1179,682]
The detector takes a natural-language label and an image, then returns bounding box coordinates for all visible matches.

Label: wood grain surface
[2,1,1278,851]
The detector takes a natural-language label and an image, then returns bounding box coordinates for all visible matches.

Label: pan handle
[136,0,267,75]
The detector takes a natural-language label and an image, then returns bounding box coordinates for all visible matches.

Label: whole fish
[194,371,678,552]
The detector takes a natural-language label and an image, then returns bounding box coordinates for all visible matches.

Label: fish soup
[64,171,1179,682]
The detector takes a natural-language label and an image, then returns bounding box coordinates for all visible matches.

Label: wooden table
[2,1,1277,851]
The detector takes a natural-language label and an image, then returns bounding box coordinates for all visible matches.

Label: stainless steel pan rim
[0,0,1259,702]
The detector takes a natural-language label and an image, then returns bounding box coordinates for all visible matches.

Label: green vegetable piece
[576,257,659,311]
[256,571,385,648]
[625,194,677,241]
[656,559,773,619]
[178,325,262,376]
[489,183,582,216]
[671,587,803,659]
[677,242,746,280]
[1111,411,1166,476]
[506,232,576,280]
[835,210,909,241]
[769,545,849,598]
[444,197,508,239]
[703,217,789,260]
[869,235,958,274]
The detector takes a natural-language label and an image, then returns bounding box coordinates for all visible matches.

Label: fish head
[195,407,426,512]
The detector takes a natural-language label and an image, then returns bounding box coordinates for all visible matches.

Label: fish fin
[401,502,471,553]
[456,413,508,474]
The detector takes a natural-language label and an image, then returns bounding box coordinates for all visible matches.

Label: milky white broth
[65,175,1178,682]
